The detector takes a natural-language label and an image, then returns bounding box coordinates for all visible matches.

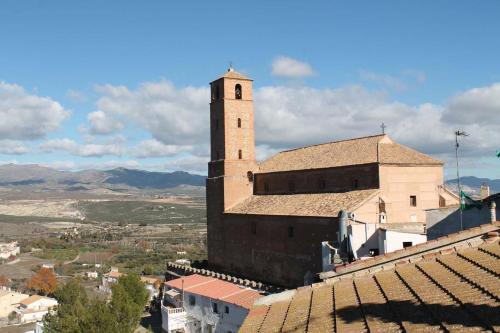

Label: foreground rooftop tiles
[239,239,500,332]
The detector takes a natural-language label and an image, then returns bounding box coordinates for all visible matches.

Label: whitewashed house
[15,295,58,323]
[140,276,161,301]
[0,288,29,317]
[99,268,123,293]
[161,274,261,333]
[0,242,20,260]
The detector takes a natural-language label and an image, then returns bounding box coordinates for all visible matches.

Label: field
[78,199,206,225]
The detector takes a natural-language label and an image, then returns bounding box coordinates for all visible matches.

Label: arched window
[215,85,220,100]
[238,149,242,159]
[237,118,241,128]
[235,84,242,99]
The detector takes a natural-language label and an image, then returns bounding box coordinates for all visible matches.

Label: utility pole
[455,130,468,231]
[380,122,386,135]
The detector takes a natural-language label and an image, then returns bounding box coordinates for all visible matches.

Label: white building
[0,288,29,317]
[99,268,123,293]
[161,274,261,333]
[140,276,161,301]
[0,242,20,260]
[15,295,58,323]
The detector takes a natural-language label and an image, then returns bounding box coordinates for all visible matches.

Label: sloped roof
[104,271,123,279]
[165,274,261,309]
[321,221,500,280]
[240,234,500,332]
[214,68,252,81]
[20,295,55,306]
[226,189,379,217]
[258,134,442,173]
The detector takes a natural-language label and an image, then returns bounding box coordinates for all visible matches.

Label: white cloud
[0,81,69,140]
[130,139,192,158]
[271,56,315,78]
[66,89,87,103]
[86,110,125,135]
[95,81,208,145]
[444,83,500,125]
[40,138,125,157]
[40,160,140,171]
[161,155,208,173]
[0,140,30,155]
[359,70,407,91]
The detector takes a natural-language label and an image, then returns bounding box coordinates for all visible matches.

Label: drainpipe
[338,210,347,251]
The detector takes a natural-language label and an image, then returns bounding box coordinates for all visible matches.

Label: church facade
[206,69,458,287]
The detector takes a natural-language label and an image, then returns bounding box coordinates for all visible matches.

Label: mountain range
[0,164,206,192]
[445,176,500,196]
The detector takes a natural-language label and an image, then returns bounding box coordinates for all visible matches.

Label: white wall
[380,230,427,254]
[183,292,249,333]
[348,224,379,258]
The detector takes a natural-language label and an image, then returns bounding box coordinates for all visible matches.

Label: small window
[352,179,359,189]
[215,85,220,100]
[238,149,242,159]
[237,118,241,128]
[410,195,417,207]
[235,84,242,99]
[225,305,229,314]
[215,119,219,130]
[369,248,379,256]
[288,226,294,238]
[251,221,256,235]
[212,302,218,313]
[264,182,269,193]
[403,241,413,248]
[379,198,386,213]
[216,151,220,160]
[189,295,196,306]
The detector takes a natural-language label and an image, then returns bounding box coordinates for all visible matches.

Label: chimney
[490,201,497,223]
[480,183,490,199]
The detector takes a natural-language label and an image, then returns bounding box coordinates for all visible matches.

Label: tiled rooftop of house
[226,189,379,217]
[258,134,442,173]
[20,295,49,306]
[165,274,261,309]
[104,271,123,279]
[240,236,500,332]
[321,221,500,280]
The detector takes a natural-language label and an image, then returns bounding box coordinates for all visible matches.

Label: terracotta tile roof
[226,189,379,217]
[20,295,50,306]
[321,221,500,280]
[140,276,160,285]
[258,134,442,173]
[216,69,252,81]
[165,274,261,309]
[104,271,123,279]
[240,238,500,332]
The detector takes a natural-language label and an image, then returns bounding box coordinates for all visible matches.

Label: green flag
[496,150,500,158]
[460,191,482,210]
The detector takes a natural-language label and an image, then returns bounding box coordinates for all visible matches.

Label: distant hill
[0,164,205,192]
[445,176,500,196]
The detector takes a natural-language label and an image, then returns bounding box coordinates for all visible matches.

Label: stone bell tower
[206,68,257,268]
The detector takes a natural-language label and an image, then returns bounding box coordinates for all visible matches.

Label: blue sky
[0,1,499,178]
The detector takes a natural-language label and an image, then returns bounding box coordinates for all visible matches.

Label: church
[206,68,458,288]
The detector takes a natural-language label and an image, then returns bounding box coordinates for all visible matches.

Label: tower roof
[213,68,253,82]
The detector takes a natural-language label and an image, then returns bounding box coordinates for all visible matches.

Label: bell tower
[206,68,257,268]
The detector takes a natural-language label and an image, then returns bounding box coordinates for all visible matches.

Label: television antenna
[455,130,469,231]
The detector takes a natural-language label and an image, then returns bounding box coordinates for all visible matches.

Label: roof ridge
[220,287,249,300]
[181,277,217,291]
[278,134,386,154]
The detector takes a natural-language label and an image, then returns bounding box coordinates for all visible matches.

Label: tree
[0,275,9,287]
[117,273,149,309]
[110,284,142,333]
[142,264,154,275]
[27,268,57,295]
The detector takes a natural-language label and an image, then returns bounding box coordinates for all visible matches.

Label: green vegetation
[43,276,148,333]
[0,214,80,223]
[78,200,205,224]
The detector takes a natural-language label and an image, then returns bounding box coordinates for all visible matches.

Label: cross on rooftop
[381,122,387,134]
